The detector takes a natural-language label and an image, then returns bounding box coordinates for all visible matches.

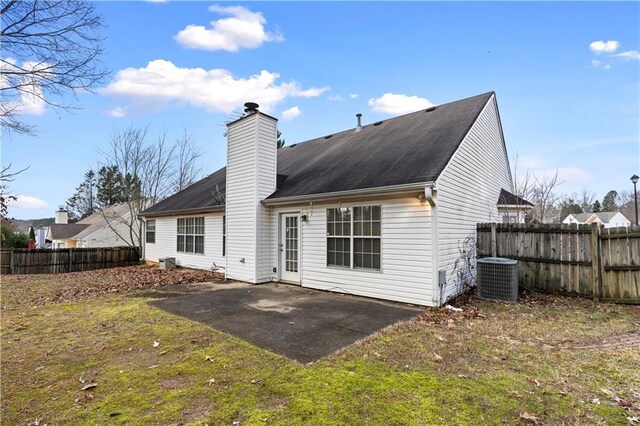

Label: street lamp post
[632,174,639,226]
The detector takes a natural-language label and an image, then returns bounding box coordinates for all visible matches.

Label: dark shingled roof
[497,189,533,206]
[143,92,495,216]
[49,223,90,239]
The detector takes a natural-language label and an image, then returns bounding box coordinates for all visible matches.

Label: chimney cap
[57,205,66,211]
[244,102,259,113]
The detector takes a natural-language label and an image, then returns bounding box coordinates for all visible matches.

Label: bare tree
[575,189,596,212]
[512,157,563,223]
[173,130,203,192]
[0,163,29,220]
[1,0,108,135]
[101,126,203,255]
[619,190,639,223]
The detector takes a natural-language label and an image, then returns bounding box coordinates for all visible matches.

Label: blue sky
[3,1,639,220]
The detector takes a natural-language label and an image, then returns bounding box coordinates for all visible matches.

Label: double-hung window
[326,205,381,270]
[145,219,156,244]
[177,217,205,254]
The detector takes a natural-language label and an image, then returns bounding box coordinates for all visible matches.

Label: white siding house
[435,96,513,302]
[46,204,139,249]
[144,213,225,270]
[563,211,631,228]
[141,92,520,306]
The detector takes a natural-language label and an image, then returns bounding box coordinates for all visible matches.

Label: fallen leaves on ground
[3,265,225,307]
[519,412,540,424]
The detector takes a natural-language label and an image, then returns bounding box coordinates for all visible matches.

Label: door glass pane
[285,216,298,273]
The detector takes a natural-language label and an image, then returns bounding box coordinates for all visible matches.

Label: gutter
[423,184,440,305]
[139,205,225,218]
[261,182,435,206]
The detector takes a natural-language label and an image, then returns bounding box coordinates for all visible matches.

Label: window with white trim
[177,217,204,254]
[326,206,381,270]
[145,219,156,244]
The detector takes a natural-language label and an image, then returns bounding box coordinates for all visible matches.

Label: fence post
[590,225,603,300]
[10,249,15,275]
[490,223,497,257]
[68,248,73,273]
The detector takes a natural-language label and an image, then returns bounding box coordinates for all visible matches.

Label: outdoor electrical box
[159,257,176,270]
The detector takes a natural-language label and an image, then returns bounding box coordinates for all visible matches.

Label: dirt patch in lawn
[1,265,225,309]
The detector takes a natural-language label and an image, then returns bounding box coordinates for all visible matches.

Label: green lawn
[2,267,639,425]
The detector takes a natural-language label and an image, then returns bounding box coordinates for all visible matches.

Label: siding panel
[225,113,277,283]
[436,94,513,302]
[270,197,434,306]
[144,213,225,270]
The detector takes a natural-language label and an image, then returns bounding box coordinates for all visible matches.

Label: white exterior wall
[562,214,580,225]
[269,197,435,306]
[603,213,630,228]
[77,221,133,248]
[435,95,513,302]
[144,213,225,270]
[225,112,277,283]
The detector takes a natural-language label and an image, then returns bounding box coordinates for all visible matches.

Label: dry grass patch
[1,272,639,425]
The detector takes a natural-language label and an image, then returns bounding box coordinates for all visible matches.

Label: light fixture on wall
[417,193,426,202]
[301,214,308,222]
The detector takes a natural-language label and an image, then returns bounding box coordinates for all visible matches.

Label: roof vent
[373,121,383,126]
[425,106,436,112]
[355,113,363,132]
[324,134,333,140]
[243,102,259,114]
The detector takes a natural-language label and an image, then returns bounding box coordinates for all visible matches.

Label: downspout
[424,185,441,306]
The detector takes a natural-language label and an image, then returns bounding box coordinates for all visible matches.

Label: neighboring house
[46,204,137,248]
[141,92,520,306]
[35,226,49,248]
[563,211,631,228]
[497,189,533,223]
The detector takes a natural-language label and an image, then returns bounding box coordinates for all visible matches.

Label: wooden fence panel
[477,223,639,304]
[2,247,139,275]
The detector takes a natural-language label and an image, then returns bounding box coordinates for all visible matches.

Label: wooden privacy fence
[477,223,640,303]
[0,247,140,275]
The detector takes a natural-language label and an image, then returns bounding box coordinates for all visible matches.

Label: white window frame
[326,205,381,270]
[177,217,205,254]
[145,219,156,244]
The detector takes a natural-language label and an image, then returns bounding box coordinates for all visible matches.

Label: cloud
[10,195,49,210]
[328,94,344,102]
[107,107,126,118]
[591,60,611,70]
[175,5,283,52]
[101,59,328,116]
[0,58,47,116]
[589,40,619,54]
[368,93,434,115]
[615,50,640,60]
[282,106,301,120]
[349,93,359,99]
